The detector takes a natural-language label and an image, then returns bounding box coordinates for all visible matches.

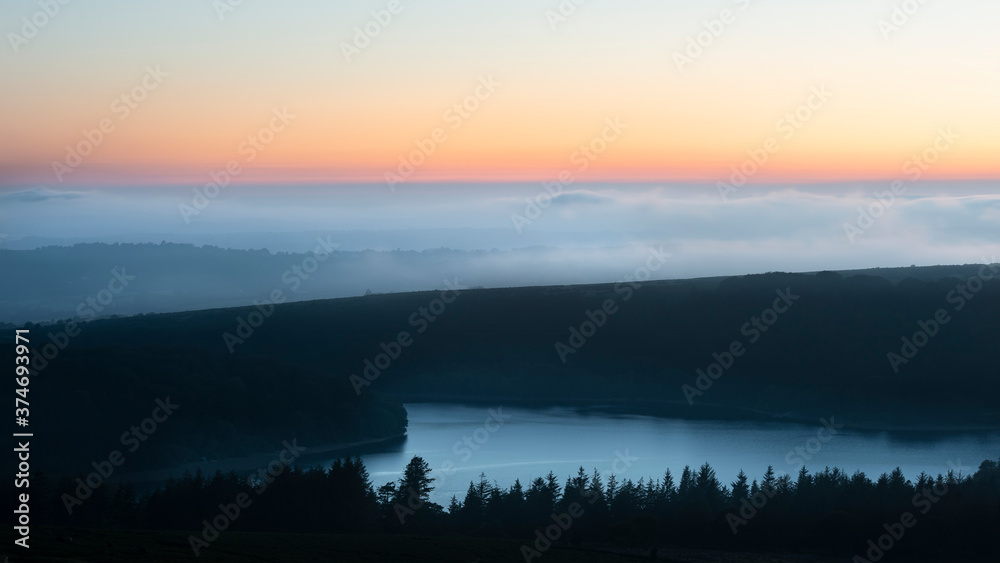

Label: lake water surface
[320,404,1000,505]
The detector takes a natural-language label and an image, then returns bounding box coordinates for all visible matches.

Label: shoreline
[106,398,999,490]
[391,394,1000,434]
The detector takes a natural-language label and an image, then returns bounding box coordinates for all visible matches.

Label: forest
[7,266,998,435]
[25,455,1000,561]
[4,261,999,560]
[9,345,407,472]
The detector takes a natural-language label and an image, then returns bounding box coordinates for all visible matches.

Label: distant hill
[1,241,995,323]
[6,265,998,446]
[0,242,672,322]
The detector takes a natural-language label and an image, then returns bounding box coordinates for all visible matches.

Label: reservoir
[325,403,1000,505]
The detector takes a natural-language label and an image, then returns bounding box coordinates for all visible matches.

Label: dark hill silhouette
[7,265,998,442]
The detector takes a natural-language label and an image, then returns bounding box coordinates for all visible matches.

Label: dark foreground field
[3,528,866,563]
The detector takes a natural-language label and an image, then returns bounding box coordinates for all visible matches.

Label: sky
[2,0,999,185]
[0,1,998,277]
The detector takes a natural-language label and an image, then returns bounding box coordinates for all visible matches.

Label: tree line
[26,456,1000,560]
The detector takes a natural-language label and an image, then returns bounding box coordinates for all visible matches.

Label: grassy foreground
[0,528,861,562]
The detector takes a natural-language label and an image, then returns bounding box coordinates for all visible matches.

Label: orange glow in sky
[2,1,998,186]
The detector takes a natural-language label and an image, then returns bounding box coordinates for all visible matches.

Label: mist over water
[5,0,1000,557]
[2,182,999,292]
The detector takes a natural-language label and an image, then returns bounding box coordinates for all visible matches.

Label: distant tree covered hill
[0,242,680,322]
[11,267,999,430]
[2,242,996,324]
[1,241,478,322]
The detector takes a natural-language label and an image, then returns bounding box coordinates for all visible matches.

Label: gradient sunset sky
[2,0,999,186]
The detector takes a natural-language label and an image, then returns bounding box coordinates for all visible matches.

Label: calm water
[320,404,1000,505]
